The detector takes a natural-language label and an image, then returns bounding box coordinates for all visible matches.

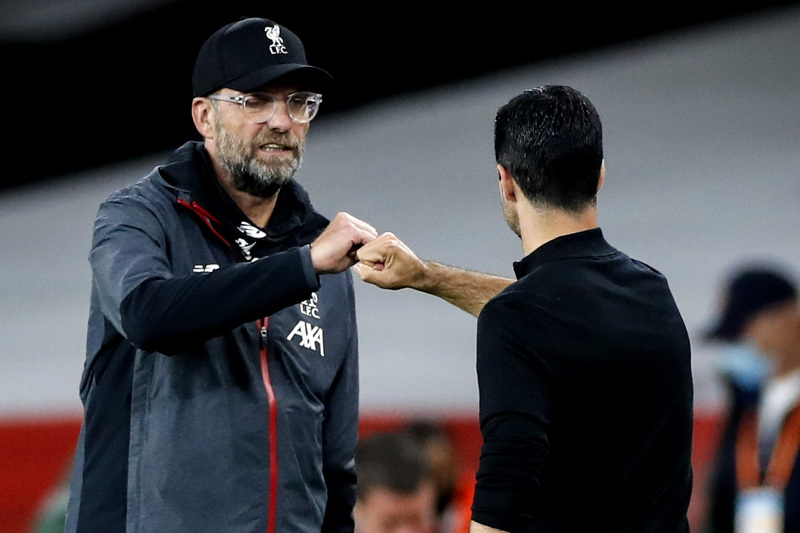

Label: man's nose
[266,101,293,130]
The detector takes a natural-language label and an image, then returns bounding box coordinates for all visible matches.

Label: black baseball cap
[192,18,333,98]
[706,266,798,341]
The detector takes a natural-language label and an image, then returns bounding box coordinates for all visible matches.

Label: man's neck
[519,204,599,256]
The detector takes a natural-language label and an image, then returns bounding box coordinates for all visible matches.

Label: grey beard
[226,155,301,198]
[214,111,304,198]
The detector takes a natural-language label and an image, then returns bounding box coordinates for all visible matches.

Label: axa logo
[264,25,288,55]
[287,320,325,357]
[193,264,220,273]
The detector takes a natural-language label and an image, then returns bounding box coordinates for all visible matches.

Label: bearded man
[65,17,376,533]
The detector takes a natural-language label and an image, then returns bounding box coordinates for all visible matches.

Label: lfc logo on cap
[265,25,288,55]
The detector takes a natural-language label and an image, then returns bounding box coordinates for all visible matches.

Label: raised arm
[93,201,376,354]
[354,232,513,317]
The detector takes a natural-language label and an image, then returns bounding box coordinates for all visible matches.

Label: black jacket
[66,142,359,533]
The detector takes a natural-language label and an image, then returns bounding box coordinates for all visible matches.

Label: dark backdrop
[3,1,797,190]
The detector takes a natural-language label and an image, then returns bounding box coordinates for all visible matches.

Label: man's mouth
[260,143,292,154]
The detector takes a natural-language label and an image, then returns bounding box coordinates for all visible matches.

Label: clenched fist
[353,232,428,290]
[310,212,378,274]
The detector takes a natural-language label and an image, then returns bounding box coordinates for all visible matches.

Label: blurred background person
[703,263,800,533]
[355,431,438,533]
[404,420,473,533]
[29,471,69,533]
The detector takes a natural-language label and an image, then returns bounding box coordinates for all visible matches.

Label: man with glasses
[65,17,376,533]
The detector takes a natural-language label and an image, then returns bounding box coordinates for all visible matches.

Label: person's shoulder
[102,167,175,208]
[477,283,552,360]
[630,257,667,278]
[480,280,534,324]
[95,169,180,232]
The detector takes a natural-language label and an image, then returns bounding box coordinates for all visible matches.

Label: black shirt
[471,228,693,532]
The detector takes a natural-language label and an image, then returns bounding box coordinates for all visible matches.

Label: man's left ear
[191,97,216,140]
[497,164,517,202]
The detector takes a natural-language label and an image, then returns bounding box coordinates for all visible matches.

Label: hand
[354,232,428,290]
[310,213,378,274]
[355,233,513,316]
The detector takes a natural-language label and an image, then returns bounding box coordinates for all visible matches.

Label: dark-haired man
[356,85,694,532]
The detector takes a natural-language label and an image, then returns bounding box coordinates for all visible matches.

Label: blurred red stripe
[0,416,81,533]
[0,409,724,533]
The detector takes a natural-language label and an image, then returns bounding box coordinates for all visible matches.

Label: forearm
[355,232,513,316]
[117,247,318,352]
[414,261,513,317]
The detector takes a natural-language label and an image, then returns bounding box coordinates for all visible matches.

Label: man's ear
[191,97,216,140]
[497,164,517,202]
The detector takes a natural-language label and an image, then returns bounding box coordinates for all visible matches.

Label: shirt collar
[512,227,616,280]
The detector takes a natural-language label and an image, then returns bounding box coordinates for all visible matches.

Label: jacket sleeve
[320,271,359,533]
[90,195,320,354]
[471,293,552,532]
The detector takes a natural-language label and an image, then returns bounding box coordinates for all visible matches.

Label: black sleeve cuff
[471,499,530,532]
[298,244,321,290]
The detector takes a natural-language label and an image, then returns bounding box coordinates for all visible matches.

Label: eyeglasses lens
[243,93,320,123]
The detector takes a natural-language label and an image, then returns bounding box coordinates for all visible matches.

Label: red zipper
[180,197,276,528]
[177,198,232,248]
[258,317,278,533]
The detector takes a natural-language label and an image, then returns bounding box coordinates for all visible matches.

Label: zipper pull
[259,319,269,348]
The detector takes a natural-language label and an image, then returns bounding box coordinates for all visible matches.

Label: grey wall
[2,5,799,418]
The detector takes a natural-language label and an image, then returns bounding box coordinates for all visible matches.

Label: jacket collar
[161,141,328,253]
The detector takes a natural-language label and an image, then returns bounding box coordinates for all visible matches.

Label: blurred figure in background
[355,431,438,533]
[704,263,800,533]
[30,474,69,533]
[404,420,473,533]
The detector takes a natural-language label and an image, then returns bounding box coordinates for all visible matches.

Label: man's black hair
[494,85,603,212]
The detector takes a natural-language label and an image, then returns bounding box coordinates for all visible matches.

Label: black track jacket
[66,142,358,533]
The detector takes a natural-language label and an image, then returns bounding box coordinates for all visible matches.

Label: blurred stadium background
[2,1,800,531]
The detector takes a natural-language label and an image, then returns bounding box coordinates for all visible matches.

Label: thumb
[352,262,372,283]
[353,260,384,283]
[359,258,381,268]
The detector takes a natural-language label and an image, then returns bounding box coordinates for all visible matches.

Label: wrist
[413,260,439,293]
